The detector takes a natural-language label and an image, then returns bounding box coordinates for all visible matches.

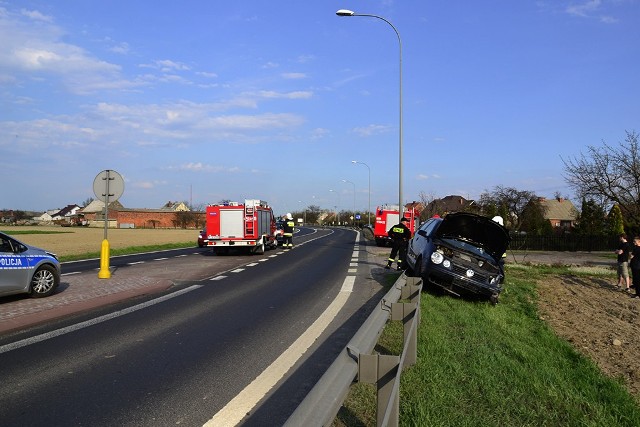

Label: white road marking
[246,263,259,267]
[62,271,81,276]
[0,285,203,355]
[231,269,245,273]
[210,276,227,281]
[153,257,169,261]
[127,261,144,266]
[205,276,355,426]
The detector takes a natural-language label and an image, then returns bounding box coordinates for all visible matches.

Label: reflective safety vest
[283,220,295,236]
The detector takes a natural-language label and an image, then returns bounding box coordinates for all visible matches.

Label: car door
[0,234,30,294]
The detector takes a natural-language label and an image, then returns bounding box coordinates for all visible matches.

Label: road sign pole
[98,170,112,279]
[93,169,124,280]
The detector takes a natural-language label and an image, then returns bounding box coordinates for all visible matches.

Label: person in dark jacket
[385,217,411,270]
[282,213,295,249]
[629,236,640,297]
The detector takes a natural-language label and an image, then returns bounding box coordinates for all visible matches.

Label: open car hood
[435,212,510,260]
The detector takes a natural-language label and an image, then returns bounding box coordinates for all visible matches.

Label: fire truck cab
[373,204,420,247]
[205,199,277,255]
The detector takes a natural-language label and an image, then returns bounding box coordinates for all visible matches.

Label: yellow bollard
[98,239,111,279]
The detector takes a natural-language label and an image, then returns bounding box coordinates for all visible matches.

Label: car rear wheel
[30,265,58,298]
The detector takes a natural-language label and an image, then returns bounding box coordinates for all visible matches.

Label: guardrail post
[392,301,418,367]
[359,354,400,427]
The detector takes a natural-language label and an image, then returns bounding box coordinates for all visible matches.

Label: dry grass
[2,226,198,256]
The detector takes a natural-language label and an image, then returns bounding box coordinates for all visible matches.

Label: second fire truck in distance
[204,199,277,255]
[373,204,420,247]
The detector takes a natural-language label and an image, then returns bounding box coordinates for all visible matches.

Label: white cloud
[109,42,130,54]
[0,7,143,94]
[169,162,240,173]
[256,90,313,99]
[566,0,601,17]
[417,173,440,181]
[351,124,392,137]
[141,59,191,72]
[20,9,53,22]
[281,72,307,79]
[196,71,218,78]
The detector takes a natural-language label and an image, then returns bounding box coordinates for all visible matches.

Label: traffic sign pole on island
[93,170,125,279]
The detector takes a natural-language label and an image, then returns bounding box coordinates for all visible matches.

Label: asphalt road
[0,227,390,426]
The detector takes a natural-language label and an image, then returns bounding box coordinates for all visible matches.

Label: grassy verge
[58,242,197,262]
[1,229,72,235]
[334,266,640,427]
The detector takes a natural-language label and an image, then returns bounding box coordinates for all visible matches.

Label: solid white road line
[0,285,203,355]
[204,276,355,427]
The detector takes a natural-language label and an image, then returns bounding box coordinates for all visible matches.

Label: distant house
[33,211,54,223]
[422,195,476,218]
[539,197,578,230]
[162,201,190,212]
[51,204,82,224]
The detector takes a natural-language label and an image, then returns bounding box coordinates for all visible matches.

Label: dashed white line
[153,257,169,261]
[127,261,144,266]
[231,269,245,273]
[210,276,227,281]
[246,263,259,267]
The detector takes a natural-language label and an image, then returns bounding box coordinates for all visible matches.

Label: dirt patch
[2,226,198,256]
[536,274,640,397]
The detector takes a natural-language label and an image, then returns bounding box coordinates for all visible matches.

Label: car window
[0,235,14,253]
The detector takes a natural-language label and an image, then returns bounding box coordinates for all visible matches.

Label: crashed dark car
[405,212,510,304]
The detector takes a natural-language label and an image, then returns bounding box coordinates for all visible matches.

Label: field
[1,226,198,257]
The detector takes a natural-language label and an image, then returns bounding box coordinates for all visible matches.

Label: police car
[0,231,61,298]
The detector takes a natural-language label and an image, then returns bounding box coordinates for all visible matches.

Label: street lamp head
[336,9,355,16]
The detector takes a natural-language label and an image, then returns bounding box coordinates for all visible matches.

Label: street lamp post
[352,160,371,226]
[337,9,403,216]
[342,179,356,226]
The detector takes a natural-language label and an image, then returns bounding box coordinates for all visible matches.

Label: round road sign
[93,170,125,203]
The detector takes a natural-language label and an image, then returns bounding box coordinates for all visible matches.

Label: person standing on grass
[616,233,631,291]
[629,236,640,298]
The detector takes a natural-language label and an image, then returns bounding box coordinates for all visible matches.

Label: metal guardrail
[284,275,423,427]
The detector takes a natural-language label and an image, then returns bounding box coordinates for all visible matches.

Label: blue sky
[1,1,638,216]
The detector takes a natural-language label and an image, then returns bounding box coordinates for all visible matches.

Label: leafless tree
[417,191,440,221]
[478,186,541,231]
[562,130,640,227]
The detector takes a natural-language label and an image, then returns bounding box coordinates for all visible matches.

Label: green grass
[335,266,640,427]
[0,229,72,235]
[58,241,197,262]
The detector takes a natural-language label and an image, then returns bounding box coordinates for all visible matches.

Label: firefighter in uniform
[283,213,295,249]
[385,217,411,270]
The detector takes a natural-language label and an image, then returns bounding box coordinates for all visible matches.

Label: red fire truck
[205,199,277,255]
[373,204,420,247]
